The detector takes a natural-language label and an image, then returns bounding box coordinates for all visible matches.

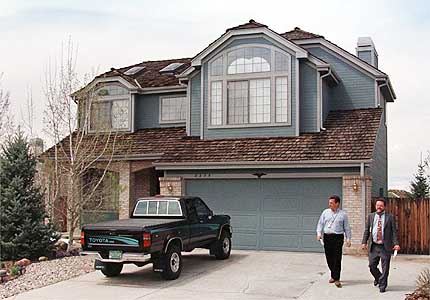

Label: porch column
[342,175,372,254]
[118,161,133,219]
[159,177,184,196]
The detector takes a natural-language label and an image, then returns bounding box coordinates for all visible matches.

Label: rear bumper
[80,251,151,264]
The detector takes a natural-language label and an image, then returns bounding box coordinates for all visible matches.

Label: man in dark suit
[362,198,400,293]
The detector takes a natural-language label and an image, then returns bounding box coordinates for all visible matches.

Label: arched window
[208,45,291,127]
[90,84,130,131]
[227,47,271,74]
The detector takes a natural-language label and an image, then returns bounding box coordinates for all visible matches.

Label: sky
[0,0,429,190]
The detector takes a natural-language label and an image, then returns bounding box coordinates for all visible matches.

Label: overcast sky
[0,0,429,190]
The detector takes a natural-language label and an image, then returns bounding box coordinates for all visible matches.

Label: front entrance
[185,178,342,252]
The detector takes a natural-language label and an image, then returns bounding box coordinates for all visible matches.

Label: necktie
[376,215,383,244]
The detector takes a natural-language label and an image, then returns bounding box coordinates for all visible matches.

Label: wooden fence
[372,197,430,255]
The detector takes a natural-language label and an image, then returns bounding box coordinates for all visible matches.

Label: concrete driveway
[7,250,425,300]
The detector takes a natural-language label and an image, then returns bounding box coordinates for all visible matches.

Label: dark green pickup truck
[80,196,232,280]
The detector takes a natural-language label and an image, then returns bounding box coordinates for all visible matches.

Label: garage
[185,178,342,252]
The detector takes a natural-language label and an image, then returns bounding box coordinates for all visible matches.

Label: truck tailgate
[83,218,184,251]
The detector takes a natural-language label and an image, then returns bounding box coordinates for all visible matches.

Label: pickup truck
[80,196,232,280]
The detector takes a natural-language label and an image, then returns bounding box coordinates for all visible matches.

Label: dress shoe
[329,278,335,283]
[379,288,386,293]
[373,280,379,286]
[334,281,342,288]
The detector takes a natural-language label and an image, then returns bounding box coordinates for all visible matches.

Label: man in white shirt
[316,195,351,288]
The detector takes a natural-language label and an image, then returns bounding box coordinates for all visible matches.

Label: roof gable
[191,20,308,67]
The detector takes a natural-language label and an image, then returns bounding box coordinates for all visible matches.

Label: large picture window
[160,96,187,123]
[90,84,130,131]
[209,45,291,127]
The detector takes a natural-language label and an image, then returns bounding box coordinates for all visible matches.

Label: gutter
[154,159,372,170]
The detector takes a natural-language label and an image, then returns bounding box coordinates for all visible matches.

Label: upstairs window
[90,84,130,131]
[160,96,187,123]
[227,47,271,74]
[209,45,291,127]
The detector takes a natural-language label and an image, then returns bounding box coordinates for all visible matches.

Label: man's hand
[361,243,367,250]
[393,245,400,251]
[345,240,351,247]
[316,235,321,241]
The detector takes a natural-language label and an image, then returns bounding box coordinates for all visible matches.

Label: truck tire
[101,262,123,277]
[161,245,182,280]
[214,231,231,260]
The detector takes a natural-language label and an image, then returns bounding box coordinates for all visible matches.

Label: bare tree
[43,38,120,250]
[0,73,15,143]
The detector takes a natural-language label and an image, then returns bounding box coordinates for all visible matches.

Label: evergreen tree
[410,161,430,198]
[0,132,59,260]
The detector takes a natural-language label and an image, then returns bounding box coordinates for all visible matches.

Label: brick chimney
[29,138,44,157]
[356,37,378,68]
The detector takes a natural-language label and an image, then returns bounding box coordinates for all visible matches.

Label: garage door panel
[302,234,322,250]
[230,213,258,230]
[262,233,300,250]
[302,215,321,230]
[232,232,258,249]
[262,215,300,230]
[262,196,300,212]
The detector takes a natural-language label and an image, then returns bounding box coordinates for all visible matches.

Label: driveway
[7,250,424,300]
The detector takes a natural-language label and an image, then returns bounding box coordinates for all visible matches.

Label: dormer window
[208,45,291,127]
[89,83,131,131]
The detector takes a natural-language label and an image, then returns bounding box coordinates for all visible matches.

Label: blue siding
[224,37,277,50]
[322,79,330,122]
[190,73,201,136]
[308,47,376,111]
[300,62,318,133]
[135,93,186,129]
[368,118,387,197]
[358,50,372,65]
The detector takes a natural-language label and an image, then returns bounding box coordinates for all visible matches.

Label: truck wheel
[161,245,182,280]
[214,231,231,260]
[101,262,123,277]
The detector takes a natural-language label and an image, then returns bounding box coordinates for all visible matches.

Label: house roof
[41,127,187,160]
[281,27,324,40]
[96,58,191,89]
[226,19,268,31]
[88,21,323,91]
[42,108,382,166]
[156,108,382,164]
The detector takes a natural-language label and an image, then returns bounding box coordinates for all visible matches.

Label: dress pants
[368,243,391,290]
[323,233,344,281]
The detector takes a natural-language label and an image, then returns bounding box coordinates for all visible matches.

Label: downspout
[377,81,388,107]
[319,69,333,130]
[360,162,366,233]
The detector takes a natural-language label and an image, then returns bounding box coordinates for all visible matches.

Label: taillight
[143,233,151,248]
[80,231,85,246]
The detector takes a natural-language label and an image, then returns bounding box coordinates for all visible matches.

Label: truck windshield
[133,199,183,217]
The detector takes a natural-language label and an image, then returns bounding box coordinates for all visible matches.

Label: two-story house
[44,20,395,252]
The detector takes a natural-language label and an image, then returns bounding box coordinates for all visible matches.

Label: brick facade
[159,177,183,196]
[342,175,372,254]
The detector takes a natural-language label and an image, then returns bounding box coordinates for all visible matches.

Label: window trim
[88,83,132,133]
[159,95,187,124]
[207,44,292,129]
[133,199,183,217]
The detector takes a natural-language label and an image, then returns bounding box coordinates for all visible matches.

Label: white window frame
[159,95,187,124]
[133,199,183,217]
[88,83,132,133]
[207,44,292,129]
